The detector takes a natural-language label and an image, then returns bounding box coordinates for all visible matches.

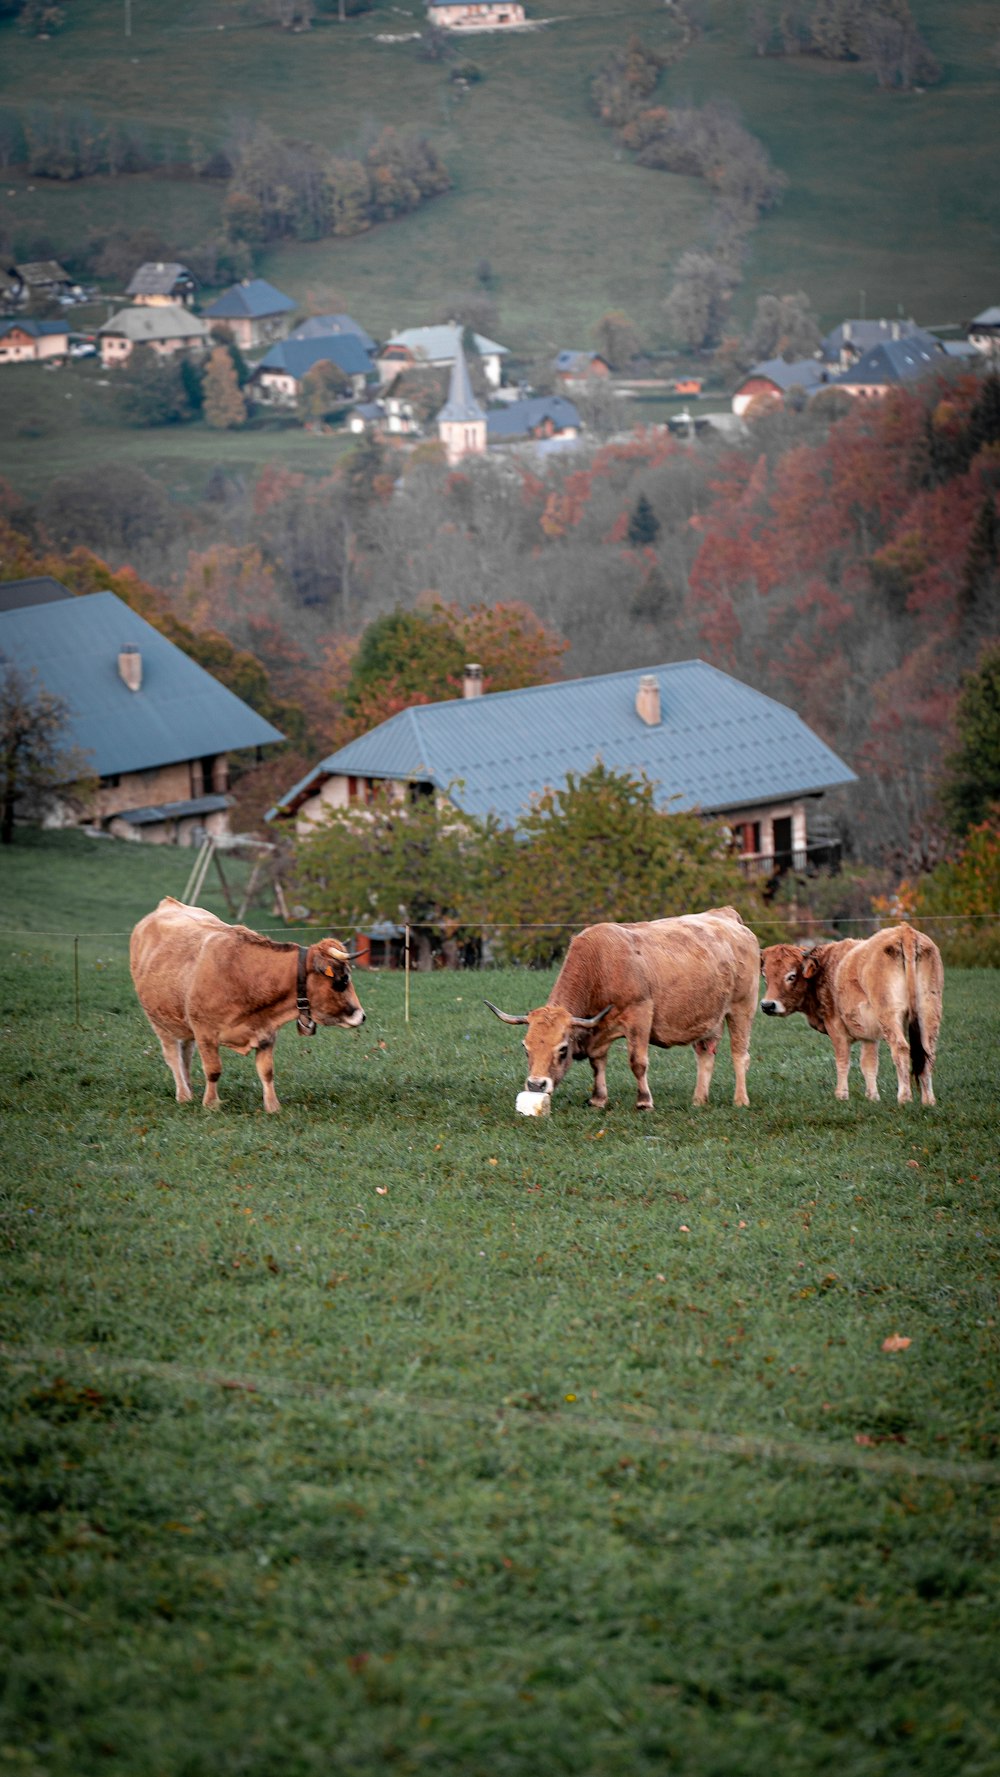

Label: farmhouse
[15,260,73,299]
[0,582,283,844]
[270,659,855,878]
[97,304,207,367]
[125,262,198,308]
[200,279,297,352]
[289,313,377,354]
[425,0,526,28]
[820,317,922,371]
[378,323,508,392]
[553,350,611,383]
[0,318,70,364]
[250,333,376,406]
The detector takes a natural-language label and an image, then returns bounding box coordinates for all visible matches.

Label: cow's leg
[194,1032,224,1109]
[626,1013,654,1110]
[587,1048,609,1109]
[859,1040,880,1102]
[692,1034,720,1105]
[254,1038,281,1115]
[881,1022,913,1104]
[828,1025,853,1100]
[150,1022,194,1103]
[725,1006,754,1108]
[916,1052,936,1107]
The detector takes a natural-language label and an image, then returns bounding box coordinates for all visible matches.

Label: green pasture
[0,362,351,503]
[1,832,998,1774]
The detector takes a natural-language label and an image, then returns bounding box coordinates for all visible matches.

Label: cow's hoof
[588,1096,608,1109]
[635,1099,653,1112]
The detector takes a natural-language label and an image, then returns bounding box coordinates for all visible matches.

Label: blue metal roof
[289,313,377,353]
[256,335,374,381]
[271,659,855,826]
[0,590,284,778]
[837,336,944,386]
[487,395,581,439]
[202,279,297,321]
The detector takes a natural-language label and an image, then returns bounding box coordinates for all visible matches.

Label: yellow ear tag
[324,964,334,976]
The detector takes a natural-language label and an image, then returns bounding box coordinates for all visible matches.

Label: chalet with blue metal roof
[201,279,297,351]
[251,333,376,406]
[0,584,284,845]
[0,317,70,364]
[486,394,581,444]
[271,660,855,877]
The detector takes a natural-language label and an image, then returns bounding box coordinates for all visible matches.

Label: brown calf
[486,906,760,1111]
[760,922,943,1104]
[130,897,364,1112]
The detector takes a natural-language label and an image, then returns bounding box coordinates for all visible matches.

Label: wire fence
[1,911,996,1025]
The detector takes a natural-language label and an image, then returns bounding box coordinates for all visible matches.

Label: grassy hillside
[1,831,998,1775]
[1,0,997,353]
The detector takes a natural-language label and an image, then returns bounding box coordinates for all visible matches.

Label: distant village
[1,256,998,465]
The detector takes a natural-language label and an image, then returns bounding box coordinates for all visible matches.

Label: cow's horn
[483,999,530,1026]
[571,1004,613,1028]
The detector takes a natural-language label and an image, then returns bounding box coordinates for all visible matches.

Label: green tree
[345,609,466,715]
[627,492,661,547]
[489,761,766,963]
[115,354,195,427]
[939,647,1000,838]
[202,347,248,430]
[300,358,351,422]
[1,664,92,845]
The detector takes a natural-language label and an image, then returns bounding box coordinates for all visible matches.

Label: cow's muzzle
[760,1000,781,1016]
[526,1076,553,1095]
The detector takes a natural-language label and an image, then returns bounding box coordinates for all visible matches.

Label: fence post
[74,934,80,1026]
[404,923,411,1024]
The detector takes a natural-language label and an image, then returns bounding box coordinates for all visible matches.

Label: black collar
[296,945,316,1036]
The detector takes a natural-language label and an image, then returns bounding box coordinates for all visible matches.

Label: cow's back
[130,897,227,1035]
[634,910,759,1041]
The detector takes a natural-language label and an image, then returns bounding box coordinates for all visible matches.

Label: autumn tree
[1,664,92,844]
[300,359,352,422]
[662,251,733,351]
[593,310,641,371]
[746,290,822,363]
[202,346,248,429]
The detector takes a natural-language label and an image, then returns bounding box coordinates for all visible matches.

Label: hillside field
[1,832,998,1774]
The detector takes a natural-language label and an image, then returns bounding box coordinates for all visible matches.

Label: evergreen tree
[627,492,661,547]
[940,645,1000,836]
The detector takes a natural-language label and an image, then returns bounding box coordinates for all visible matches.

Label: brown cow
[130,897,365,1113]
[760,923,943,1104]
[485,906,760,1111]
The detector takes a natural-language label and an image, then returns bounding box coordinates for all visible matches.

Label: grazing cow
[760,923,943,1104]
[485,906,760,1111]
[130,896,365,1112]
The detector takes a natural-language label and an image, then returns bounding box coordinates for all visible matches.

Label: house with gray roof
[201,279,297,351]
[821,317,922,370]
[0,585,283,844]
[835,332,946,399]
[486,394,581,444]
[125,261,198,308]
[379,322,508,391]
[98,304,207,368]
[731,356,830,416]
[289,313,377,354]
[250,333,376,406]
[270,659,855,877]
[967,306,1000,359]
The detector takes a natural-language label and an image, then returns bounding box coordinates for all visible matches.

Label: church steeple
[437,335,487,465]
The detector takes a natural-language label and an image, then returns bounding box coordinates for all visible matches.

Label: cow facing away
[760,923,943,1104]
[130,897,364,1113]
[485,907,760,1111]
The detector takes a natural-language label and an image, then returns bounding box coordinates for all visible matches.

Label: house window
[740,821,761,855]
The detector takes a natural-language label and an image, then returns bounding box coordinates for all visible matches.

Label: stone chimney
[463,663,483,699]
[118,645,142,692]
[636,673,660,726]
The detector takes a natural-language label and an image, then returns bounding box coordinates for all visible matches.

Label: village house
[200,279,297,352]
[425,0,526,28]
[249,333,376,406]
[346,393,420,439]
[378,322,508,392]
[0,580,283,845]
[270,659,855,883]
[15,260,73,300]
[553,349,612,383]
[124,261,198,308]
[486,394,582,444]
[731,356,829,416]
[436,340,487,465]
[288,312,377,354]
[0,317,70,364]
[820,317,922,371]
[967,305,1000,360]
[834,331,946,399]
[97,304,207,367]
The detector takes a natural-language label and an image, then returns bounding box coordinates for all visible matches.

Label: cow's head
[484,1000,612,1094]
[309,939,365,1028]
[760,943,819,1016]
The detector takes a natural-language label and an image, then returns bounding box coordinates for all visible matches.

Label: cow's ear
[802,956,819,978]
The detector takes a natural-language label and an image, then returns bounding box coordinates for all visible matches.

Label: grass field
[1,833,998,1774]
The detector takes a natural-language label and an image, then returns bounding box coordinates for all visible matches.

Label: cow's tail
[895,923,938,1083]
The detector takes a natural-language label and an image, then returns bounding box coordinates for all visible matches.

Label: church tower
[437,337,487,465]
